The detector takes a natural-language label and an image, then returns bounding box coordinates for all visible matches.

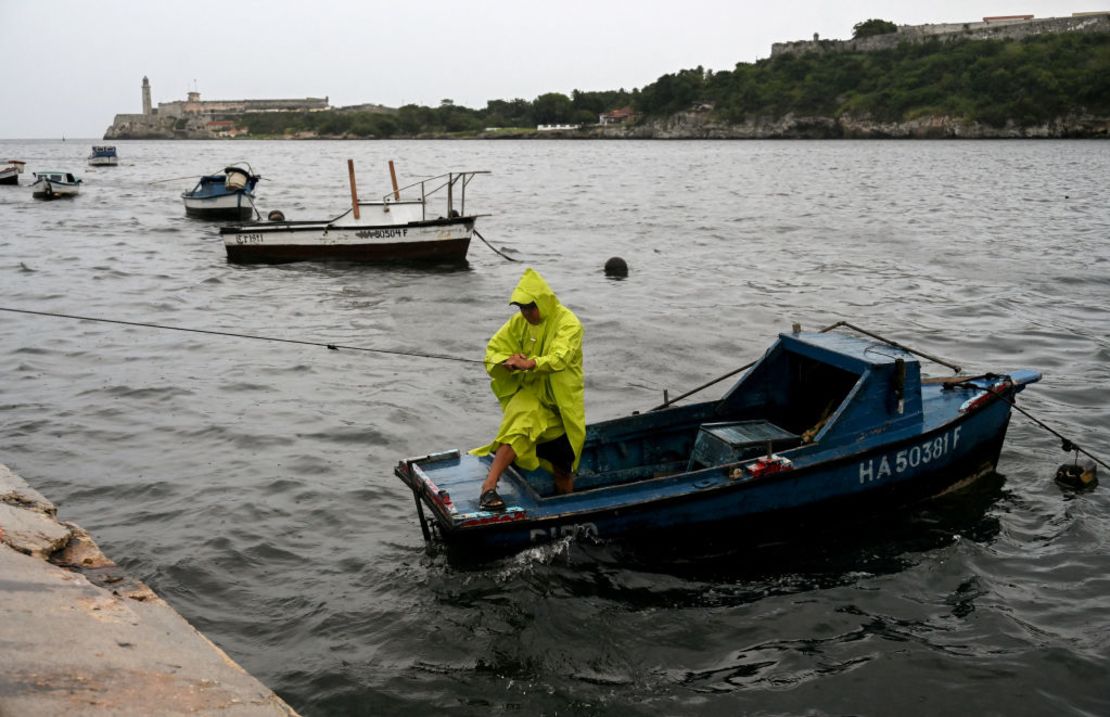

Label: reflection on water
[1,139,1109,716]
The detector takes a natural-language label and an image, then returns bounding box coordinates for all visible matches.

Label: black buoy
[1055,460,1098,490]
[604,256,628,278]
[267,209,286,221]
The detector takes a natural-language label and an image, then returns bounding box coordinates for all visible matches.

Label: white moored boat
[219,165,487,264]
[30,170,82,199]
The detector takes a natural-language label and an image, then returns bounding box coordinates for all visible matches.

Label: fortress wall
[242,98,329,111]
[156,98,328,117]
[771,13,1110,58]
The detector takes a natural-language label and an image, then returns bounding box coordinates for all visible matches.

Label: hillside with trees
[636,31,1110,129]
[237,30,1110,139]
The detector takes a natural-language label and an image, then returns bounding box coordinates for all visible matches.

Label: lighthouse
[142,76,152,116]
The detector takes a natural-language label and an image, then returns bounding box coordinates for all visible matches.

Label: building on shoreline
[104,77,329,139]
[771,11,1110,58]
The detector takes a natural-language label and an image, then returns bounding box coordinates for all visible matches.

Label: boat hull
[30,180,80,199]
[400,392,1015,554]
[222,217,475,264]
[183,192,254,220]
[88,156,118,167]
[0,169,19,185]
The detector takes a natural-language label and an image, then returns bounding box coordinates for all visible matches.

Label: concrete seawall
[0,464,299,716]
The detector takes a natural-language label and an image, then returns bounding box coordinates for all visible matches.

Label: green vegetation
[636,32,1110,127]
[239,89,634,137]
[853,19,898,39]
[236,31,1109,136]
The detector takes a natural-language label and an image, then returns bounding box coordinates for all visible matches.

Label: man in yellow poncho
[471,268,585,512]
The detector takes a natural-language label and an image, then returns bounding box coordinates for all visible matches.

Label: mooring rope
[474,229,521,262]
[246,192,263,221]
[952,377,1110,472]
[0,306,489,366]
[647,360,757,412]
[647,321,1106,471]
[650,321,961,411]
[821,320,962,372]
[7,305,1104,468]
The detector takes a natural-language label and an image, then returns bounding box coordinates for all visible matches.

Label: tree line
[637,31,1109,127]
[239,30,1110,137]
[240,89,636,137]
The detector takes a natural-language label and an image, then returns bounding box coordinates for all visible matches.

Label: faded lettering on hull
[530,522,599,543]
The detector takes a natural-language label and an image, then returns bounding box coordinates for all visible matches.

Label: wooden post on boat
[347,159,360,220]
[388,160,400,200]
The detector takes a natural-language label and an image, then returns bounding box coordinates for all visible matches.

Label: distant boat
[0,160,26,186]
[220,166,487,264]
[87,145,119,166]
[30,170,82,199]
[182,163,259,220]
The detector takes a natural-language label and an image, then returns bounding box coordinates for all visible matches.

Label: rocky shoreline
[106,111,1110,141]
[590,111,1110,139]
[0,464,299,716]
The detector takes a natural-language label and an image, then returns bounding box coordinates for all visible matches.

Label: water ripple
[1,138,1108,716]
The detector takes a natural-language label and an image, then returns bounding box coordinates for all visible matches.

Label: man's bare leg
[480,444,516,495]
[553,467,574,495]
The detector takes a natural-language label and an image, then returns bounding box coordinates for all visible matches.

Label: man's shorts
[536,433,574,474]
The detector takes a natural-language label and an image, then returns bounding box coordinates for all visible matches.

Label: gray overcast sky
[0,1,1094,138]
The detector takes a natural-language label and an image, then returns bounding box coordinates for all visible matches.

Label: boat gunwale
[218,215,479,235]
[406,383,1020,537]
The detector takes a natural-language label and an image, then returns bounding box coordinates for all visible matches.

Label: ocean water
[1,138,1108,716]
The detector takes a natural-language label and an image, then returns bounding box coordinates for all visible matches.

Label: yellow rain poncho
[470,268,586,472]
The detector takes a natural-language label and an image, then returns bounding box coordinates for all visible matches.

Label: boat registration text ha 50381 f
[859,426,962,484]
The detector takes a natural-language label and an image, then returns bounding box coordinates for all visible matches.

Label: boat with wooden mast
[219,160,487,264]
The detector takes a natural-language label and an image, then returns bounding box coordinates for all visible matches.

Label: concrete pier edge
[0,463,300,716]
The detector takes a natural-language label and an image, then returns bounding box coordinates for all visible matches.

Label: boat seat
[686,420,800,471]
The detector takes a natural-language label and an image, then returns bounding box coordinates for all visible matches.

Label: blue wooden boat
[395,329,1041,554]
[182,163,259,220]
[87,145,118,167]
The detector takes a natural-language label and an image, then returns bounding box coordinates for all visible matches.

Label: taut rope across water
[0,306,489,366]
[3,306,1103,469]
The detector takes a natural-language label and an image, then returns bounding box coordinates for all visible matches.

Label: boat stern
[395,450,532,542]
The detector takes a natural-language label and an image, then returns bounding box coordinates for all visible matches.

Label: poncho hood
[509,268,559,320]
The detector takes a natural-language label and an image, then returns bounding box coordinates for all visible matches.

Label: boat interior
[35,172,80,184]
[188,174,253,197]
[516,333,916,498]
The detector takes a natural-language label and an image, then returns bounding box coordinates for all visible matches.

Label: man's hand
[503,353,537,371]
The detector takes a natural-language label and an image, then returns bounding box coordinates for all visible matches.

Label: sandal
[479,489,506,512]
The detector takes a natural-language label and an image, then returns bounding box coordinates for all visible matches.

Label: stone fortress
[104,77,329,139]
[771,11,1110,58]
